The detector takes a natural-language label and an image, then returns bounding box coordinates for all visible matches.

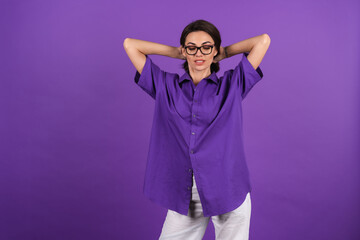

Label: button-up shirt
[134,52,264,217]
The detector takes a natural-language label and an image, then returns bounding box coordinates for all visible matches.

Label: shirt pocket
[199,94,224,125]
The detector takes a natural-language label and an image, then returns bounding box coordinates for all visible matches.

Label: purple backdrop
[1,0,359,239]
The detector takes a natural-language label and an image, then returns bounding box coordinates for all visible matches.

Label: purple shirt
[134,52,264,217]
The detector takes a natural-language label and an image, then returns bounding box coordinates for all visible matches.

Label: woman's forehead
[186,31,213,44]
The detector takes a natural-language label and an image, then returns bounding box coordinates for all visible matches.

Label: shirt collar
[179,71,219,85]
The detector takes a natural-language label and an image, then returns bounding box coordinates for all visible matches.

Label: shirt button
[189,168,192,172]
[193,114,196,118]
[194,100,197,102]
[191,132,195,135]
[190,150,194,154]
[188,186,191,190]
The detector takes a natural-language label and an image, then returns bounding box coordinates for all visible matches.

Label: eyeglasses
[184,45,214,55]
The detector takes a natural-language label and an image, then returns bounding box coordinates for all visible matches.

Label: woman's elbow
[262,34,271,45]
[123,38,134,49]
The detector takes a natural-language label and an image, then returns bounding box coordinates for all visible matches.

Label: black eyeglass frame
[184,45,215,55]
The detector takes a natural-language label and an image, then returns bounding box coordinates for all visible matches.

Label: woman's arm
[123,38,182,74]
[224,34,271,70]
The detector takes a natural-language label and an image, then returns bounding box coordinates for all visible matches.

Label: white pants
[159,175,251,240]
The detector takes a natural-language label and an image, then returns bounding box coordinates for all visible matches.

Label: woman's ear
[181,48,187,60]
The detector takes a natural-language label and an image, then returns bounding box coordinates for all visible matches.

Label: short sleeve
[134,55,166,100]
[235,52,264,100]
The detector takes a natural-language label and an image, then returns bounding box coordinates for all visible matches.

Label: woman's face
[182,31,218,72]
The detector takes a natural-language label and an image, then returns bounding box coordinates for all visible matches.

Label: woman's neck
[188,67,211,86]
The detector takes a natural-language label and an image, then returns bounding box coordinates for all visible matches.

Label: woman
[123,19,270,240]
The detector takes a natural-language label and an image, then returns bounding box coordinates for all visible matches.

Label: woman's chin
[191,64,209,70]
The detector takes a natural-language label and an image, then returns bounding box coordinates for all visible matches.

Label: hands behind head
[213,46,226,64]
[177,46,187,60]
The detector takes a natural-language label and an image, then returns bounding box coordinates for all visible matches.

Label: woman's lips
[195,60,205,65]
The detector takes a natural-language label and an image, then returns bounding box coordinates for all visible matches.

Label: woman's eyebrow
[186,41,211,45]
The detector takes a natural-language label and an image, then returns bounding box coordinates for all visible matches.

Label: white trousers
[159,175,251,240]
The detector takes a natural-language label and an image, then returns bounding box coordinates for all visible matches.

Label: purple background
[1,0,359,239]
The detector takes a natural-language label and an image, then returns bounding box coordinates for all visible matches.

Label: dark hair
[180,19,221,74]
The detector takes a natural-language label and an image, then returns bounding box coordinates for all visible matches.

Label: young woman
[124,19,270,240]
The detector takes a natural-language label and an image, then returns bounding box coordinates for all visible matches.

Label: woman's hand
[213,46,227,63]
[177,46,186,60]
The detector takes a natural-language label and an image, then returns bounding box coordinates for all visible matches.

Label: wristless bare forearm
[126,38,178,58]
[225,34,268,58]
